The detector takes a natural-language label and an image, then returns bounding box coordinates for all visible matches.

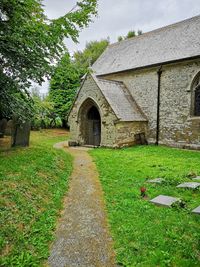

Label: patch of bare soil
[46,128,69,136]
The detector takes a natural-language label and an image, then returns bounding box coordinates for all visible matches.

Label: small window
[191,73,200,117]
[194,85,200,116]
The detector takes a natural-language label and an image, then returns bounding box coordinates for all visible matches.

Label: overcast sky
[39,0,200,93]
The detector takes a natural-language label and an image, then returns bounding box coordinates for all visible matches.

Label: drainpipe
[156,66,163,145]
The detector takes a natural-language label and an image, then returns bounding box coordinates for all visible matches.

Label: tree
[73,38,110,75]
[0,0,97,121]
[49,38,109,127]
[117,29,142,42]
[49,53,81,127]
[31,87,58,129]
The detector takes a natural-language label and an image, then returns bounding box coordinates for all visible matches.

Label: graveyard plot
[91,145,200,267]
[0,130,72,267]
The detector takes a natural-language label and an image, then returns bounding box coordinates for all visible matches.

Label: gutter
[156,66,163,145]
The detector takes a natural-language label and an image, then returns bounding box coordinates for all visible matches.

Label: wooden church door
[87,106,101,146]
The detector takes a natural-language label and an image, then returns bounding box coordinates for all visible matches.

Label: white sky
[39,0,200,94]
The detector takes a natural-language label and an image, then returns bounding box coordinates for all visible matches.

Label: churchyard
[91,145,200,266]
[0,130,200,266]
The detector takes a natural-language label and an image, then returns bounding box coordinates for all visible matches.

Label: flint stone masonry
[105,60,200,147]
[150,195,180,207]
[68,17,200,149]
[176,182,200,189]
[69,75,147,148]
[192,206,200,215]
[69,75,118,147]
[148,178,165,184]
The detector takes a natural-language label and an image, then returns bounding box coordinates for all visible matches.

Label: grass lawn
[0,130,72,267]
[91,145,200,267]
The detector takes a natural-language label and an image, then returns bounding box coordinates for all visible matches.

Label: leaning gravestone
[150,195,180,207]
[11,119,31,147]
[0,118,7,138]
[176,182,200,189]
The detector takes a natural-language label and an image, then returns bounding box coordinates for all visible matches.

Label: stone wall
[114,121,147,147]
[69,75,148,147]
[104,59,200,149]
[68,75,118,147]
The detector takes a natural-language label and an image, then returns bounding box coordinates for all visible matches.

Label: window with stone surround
[192,73,200,116]
[194,85,200,116]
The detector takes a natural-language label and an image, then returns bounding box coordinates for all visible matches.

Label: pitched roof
[92,75,147,122]
[92,15,200,75]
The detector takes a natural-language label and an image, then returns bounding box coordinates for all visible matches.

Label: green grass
[90,145,200,267]
[0,130,72,267]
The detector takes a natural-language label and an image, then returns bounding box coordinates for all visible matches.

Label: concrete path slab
[48,142,116,267]
[150,195,180,207]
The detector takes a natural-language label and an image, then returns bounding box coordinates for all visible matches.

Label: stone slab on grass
[176,182,200,189]
[150,195,180,207]
[148,178,165,184]
[192,176,200,181]
[192,206,200,215]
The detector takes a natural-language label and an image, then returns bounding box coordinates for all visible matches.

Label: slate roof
[92,15,200,75]
[92,75,147,122]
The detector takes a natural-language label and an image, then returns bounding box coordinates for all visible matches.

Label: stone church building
[68,15,200,149]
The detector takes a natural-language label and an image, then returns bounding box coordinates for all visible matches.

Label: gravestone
[148,178,165,184]
[0,118,7,138]
[192,206,200,215]
[192,176,200,181]
[11,120,31,147]
[5,120,13,136]
[176,182,200,189]
[150,195,180,207]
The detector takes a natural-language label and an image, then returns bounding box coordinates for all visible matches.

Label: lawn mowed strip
[91,146,200,267]
[0,130,72,267]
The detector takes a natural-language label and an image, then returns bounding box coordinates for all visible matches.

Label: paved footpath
[48,142,116,267]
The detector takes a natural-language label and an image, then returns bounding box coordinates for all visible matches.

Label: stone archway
[79,99,101,146]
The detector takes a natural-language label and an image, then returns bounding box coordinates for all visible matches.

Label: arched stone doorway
[79,99,101,146]
[87,106,101,146]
